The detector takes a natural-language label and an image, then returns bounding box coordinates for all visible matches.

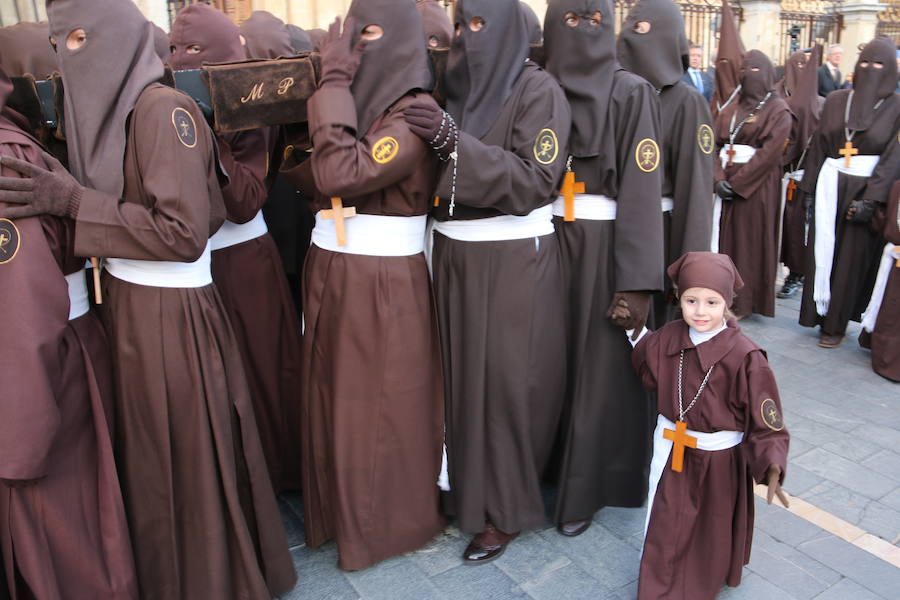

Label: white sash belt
[210,211,268,251]
[643,414,743,538]
[312,212,426,256]
[552,194,617,221]
[813,155,880,316]
[65,271,90,321]
[861,243,899,333]
[434,204,554,242]
[719,144,756,168]
[105,242,213,288]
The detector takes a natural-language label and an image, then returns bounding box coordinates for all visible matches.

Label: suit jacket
[682,68,714,101]
[818,64,842,97]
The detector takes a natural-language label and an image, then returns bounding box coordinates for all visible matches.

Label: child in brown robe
[621,252,790,600]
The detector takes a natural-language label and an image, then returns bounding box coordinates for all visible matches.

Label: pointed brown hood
[617,0,687,90]
[849,36,899,131]
[786,45,821,150]
[417,0,452,49]
[739,50,775,111]
[710,0,744,118]
[0,21,57,79]
[170,3,245,70]
[239,11,295,60]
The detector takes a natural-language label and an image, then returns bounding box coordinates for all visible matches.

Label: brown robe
[431,63,571,534]
[799,90,900,335]
[551,69,663,523]
[212,127,303,492]
[280,87,444,571]
[633,320,789,600]
[715,96,792,317]
[0,113,137,600]
[72,84,295,599]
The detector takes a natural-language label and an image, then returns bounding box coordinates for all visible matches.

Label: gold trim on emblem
[760,398,784,431]
[533,129,559,165]
[697,124,714,155]
[0,218,21,265]
[171,107,197,149]
[372,136,400,164]
[635,138,660,173]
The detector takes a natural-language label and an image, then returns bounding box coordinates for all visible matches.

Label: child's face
[680,287,727,332]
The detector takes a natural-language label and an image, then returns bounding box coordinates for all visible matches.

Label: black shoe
[557,519,592,537]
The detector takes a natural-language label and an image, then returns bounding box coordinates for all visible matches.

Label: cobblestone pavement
[278,292,900,599]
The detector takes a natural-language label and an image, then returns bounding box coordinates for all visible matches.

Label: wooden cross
[726,144,737,167]
[321,197,356,247]
[559,171,585,222]
[839,140,858,168]
[90,257,103,304]
[662,420,697,473]
[786,178,797,203]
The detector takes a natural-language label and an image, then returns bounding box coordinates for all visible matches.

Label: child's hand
[766,465,790,508]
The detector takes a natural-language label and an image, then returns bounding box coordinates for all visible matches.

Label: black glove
[606,292,651,340]
[715,180,736,201]
[846,198,876,223]
[318,17,367,89]
[0,151,82,219]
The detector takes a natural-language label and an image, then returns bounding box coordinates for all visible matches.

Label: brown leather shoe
[462,523,518,565]
[557,519,592,537]
[818,332,844,348]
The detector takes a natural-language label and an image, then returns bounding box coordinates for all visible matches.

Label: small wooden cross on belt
[559,171,585,222]
[663,420,698,472]
[726,144,737,167]
[839,140,858,168]
[322,197,356,247]
[786,178,797,203]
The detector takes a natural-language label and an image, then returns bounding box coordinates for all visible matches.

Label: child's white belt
[719,144,756,168]
[65,270,90,321]
[312,212,427,256]
[643,414,743,539]
[105,242,213,288]
[210,211,268,251]
[434,204,554,241]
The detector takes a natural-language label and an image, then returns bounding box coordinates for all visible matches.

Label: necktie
[693,70,703,95]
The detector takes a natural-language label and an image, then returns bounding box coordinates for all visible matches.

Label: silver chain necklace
[677,350,715,423]
[728,91,773,147]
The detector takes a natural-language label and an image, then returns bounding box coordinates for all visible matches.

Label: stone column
[133,0,170,30]
[739,0,783,61]
[837,0,886,75]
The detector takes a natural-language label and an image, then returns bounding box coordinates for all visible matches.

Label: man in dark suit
[818,43,844,96]
[682,43,713,100]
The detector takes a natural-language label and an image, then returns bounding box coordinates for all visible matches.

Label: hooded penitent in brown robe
[710,0,744,119]
[430,0,570,538]
[34,2,296,598]
[0,22,57,79]
[633,316,789,599]
[714,50,792,318]
[618,0,715,326]
[0,68,137,600]
[541,0,660,530]
[279,0,444,571]
[171,2,303,493]
[859,179,900,382]
[799,37,900,345]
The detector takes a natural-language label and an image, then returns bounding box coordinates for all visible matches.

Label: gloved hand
[766,465,790,508]
[1,477,43,488]
[0,151,82,219]
[715,180,736,201]
[846,198,876,223]
[404,97,446,142]
[606,292,651,340]
[318,17,367,89]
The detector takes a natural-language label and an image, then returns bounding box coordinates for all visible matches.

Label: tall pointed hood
[849,36,898,131]
[786,45,821,150]
[710,0,744,117]
[617,0,687,90]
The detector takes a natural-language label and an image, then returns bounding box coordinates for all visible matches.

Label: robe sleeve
[0,142,67,480]
[669,92,715,261]
[862,127,900,206]
[73,88,218,262]
[301,87,429,199]
[741,350,789,485]
[614,80,664,292]
[435,72,571,216]
[729,105,793,200]
[631,329,661,393]
[216,128,272,224]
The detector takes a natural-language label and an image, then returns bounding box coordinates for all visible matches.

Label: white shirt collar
[689,322,728,346]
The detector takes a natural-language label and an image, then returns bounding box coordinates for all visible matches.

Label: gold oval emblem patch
[533,128,559,165]
[760,398,784,431]
[635,138,660,173]
[172,107,197,149]
[697,124,714,155]
[0,218,21,265]
[372,136,399,164]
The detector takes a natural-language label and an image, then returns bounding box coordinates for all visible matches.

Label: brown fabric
[240,11,295,60]
[73,84,295,599]
[307,28,327,50]
[798,89,900,335]
[0,112,137,599]
[777,50,807,99]
[417,0,452,49]
[0,22,56,79]
[633,320,789,599]
[867,264,900,382]
[739,50,775,110]
[849,36,898,131]
[714,91,792,317]
[710,0,744,119]
[617,0,688,91]
[48,0,163,197]
[170,3,245,70]
[520,1,542,45]
[152,24,170,62]
[283,87,445,570]
[667,251,744,306]
[286,24,314,53]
